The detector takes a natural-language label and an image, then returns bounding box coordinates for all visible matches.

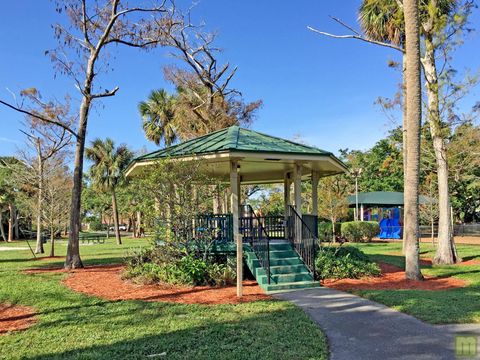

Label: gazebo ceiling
[126,126,347,184]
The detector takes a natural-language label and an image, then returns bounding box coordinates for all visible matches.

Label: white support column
[284,172,291,211]
[293,163,302,213]
[360,204,364,221]
[311,170,319,217]
[230,160,242,298]
[284,172,291,239]
[293,163,302,243]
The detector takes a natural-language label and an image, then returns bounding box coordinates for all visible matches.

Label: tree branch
[307,26,405,53]
[0,100,78,139]
[91,86,120,98]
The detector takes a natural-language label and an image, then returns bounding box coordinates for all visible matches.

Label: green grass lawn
[351,241,480,324]
[0,238,328,360]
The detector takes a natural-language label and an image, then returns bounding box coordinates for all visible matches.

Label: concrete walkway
[275,288,479,360]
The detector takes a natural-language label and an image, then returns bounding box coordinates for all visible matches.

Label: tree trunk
[403,0,423,280]
[111,189,122,245]
[136,211,142,237]
[50,224,55,257]
[65,97,90,269]
[331,219,336,243]
[35,156,44,254]
[13,205,19,239]
[422,36,458,264]
[402,53,408,255]
[431,215,435,245]
[0,211,6,242]
[8,203,14,242]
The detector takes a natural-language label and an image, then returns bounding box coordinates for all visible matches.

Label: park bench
[79,233,106,244]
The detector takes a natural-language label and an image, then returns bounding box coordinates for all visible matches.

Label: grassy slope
[351,241,480,324]
[0,238,328,360]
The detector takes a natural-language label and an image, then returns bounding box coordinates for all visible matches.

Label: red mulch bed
[26,265,271,305]
[0,304,37,335]
[322,262,467,291]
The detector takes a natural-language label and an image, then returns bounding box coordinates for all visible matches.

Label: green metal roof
[347,191,434,207]
[134,125,333,161]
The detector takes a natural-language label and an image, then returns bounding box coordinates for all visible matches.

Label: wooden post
[230,160,242,297]
[311,170,319,216]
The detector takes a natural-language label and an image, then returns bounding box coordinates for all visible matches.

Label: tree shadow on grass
[359,284,480,324]
[21,303,328,360]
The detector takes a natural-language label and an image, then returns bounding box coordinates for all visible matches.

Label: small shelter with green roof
[126,125,347,296]
[347,191,434,239]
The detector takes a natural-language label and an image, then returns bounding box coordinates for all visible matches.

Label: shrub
[207,262,236,287]
[123,245,236,287]
[176,255,208,285]
[318,222,342,241]
[88,219,105,231]
[341,221,380,242]
[315,246,381,280]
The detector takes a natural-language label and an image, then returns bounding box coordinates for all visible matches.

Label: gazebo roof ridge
[133,125,336,162]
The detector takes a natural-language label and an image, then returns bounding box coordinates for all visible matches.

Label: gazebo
[126,126,347,295]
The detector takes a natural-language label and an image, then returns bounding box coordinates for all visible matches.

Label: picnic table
[79,233,106,244]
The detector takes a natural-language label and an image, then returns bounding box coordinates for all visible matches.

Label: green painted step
[269,250,298,259]
[266,242,292,251]
[246,256,303,268]
[263,280,320,292]
[244,242,319,293]
[256,264,308,275]
[257,272,313,285]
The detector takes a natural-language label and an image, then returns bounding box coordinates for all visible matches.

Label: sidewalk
[275,288,476,360]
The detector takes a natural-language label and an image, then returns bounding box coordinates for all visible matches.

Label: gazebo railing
[287,205,317,279]
[194,214,233,243]
[242,205,271,284]
[240,214,285,240]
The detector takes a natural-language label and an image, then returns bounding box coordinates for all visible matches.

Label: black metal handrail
[242,205,271,284]
[287,205,317,279]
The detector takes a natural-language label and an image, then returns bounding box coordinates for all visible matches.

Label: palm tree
[403,0,423,280]
[138,89,178,147]
[359,0,461,265]
[86,138,133,245]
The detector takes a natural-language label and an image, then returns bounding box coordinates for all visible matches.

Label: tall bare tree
[139,14,262,142]
[17,99,72,253]
[1,0,176,268]
[41,156,72,257]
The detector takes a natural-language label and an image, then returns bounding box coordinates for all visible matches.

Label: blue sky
[1,1,479,157]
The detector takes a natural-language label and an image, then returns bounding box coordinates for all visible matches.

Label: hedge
[340,221,380,242]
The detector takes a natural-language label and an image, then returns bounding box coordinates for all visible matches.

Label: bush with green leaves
[341,221,380,242]
[315,245,381,280]
[123,245,236,287]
